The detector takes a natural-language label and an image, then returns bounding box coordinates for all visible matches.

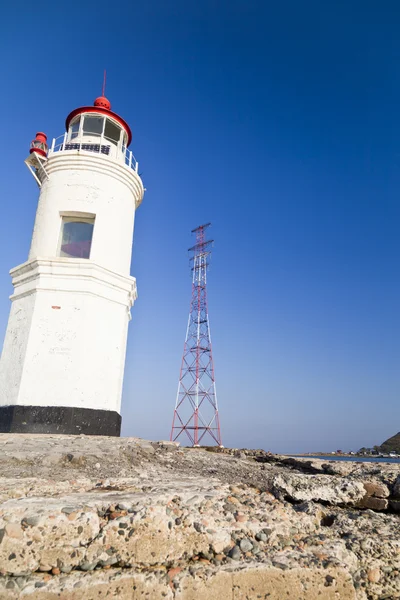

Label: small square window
[59,217,95,259]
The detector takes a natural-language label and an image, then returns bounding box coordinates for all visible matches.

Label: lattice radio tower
[170,223,222,447]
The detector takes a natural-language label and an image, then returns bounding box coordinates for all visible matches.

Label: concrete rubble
[0,435,400,598]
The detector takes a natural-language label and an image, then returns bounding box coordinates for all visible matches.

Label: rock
[239,538,253,553]
[367,567,381,583]
[157,441,180,450]
[389,499,400,512]
[62,453,86,467]
[4,524,23,540]
[61,506,78,515]
[251,542,261,554]
[168,566,182,580]
[234,512,247,523]
[208,529,231,554]
[22,516,41,527]
[393,475,400,498]
[362,482,389,498]
[357,496,388,511]
[231,566,356,599]
[271,473,366,506]
[80,561,97,571]
[0,433,399,599]
[228,545,241,560]
[0,570,174,599]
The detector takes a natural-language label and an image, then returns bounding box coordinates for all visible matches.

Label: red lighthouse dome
[94,96,111,110]
[65,96,132,146]
[29,132,48,158]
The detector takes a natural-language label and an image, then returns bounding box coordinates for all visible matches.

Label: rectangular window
[82,116,104,137]
[69,117,80,140]
[104,119,121,145]
[59,217,95,259]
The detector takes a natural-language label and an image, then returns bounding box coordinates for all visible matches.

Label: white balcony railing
[48,133,139,173]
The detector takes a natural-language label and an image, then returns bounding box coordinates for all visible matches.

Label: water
[293,455,400,464]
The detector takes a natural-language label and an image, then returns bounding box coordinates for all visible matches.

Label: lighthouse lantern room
[0,94,144,436]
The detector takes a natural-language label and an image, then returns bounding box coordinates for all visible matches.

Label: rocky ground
[1,436,400,598]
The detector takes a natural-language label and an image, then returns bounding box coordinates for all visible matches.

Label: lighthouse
[0,93,144,436]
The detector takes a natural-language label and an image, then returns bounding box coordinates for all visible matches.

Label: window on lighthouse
[59,217,95,259]
[70,117,80,140]
[82,116,104,137]
[104,119,121,145]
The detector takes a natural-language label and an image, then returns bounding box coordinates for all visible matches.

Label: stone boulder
[271,473,367,506]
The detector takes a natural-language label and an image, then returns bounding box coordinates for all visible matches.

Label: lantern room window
[82,116,104,137]
[104,119,121,145]
[66,114,126,149]
[58,217,95,259]
[69,117,80,140]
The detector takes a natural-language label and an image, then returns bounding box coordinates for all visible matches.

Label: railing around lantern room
[48,132,139,173]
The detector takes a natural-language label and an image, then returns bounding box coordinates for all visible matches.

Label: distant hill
[379,432,400,453]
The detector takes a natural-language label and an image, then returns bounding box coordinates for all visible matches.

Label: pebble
[168,567,182,580]
[227,496,240,505]
[5,524,23,540]
[240,538,253,553]
[235,513,247,523]
[22,516,40,527]
[60,566,72,574]
[228,545,241,560]
[367,568,381,583]
[251,542,261,554]
[80,562,96,572]
[109,511,125,520]
[61,507,77,515]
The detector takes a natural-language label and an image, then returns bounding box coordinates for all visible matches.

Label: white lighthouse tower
[0,93,144,436]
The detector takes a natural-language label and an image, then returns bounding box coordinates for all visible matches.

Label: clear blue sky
[0,1,399,452]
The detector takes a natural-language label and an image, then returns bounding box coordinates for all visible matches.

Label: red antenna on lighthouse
[102,70,107,97]
[170,224,222,447]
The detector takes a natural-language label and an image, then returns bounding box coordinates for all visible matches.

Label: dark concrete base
[0,405,121,436]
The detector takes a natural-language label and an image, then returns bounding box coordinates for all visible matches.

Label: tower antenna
[102,70,107,97]
[170,224,222,447]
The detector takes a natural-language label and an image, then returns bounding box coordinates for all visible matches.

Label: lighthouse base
[0,406,121,436]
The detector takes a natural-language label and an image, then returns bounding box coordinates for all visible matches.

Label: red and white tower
[170,224,222,447]
[0,90,144,436]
